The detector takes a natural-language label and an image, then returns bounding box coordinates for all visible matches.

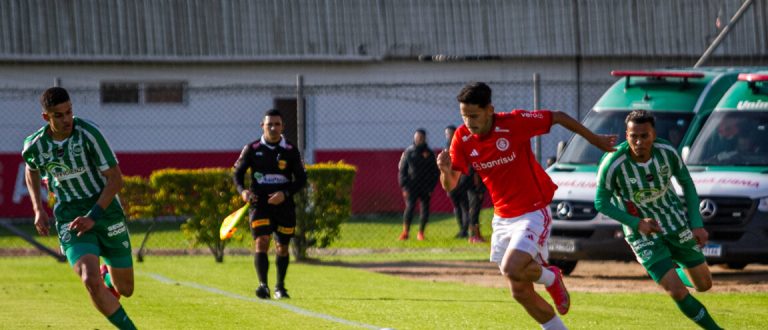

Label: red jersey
[450,110,557,218]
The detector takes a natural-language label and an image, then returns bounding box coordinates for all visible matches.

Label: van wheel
[722,262,747,270]
[549,260,578,275]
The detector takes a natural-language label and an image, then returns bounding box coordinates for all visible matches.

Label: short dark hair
[40,87,70,109]
[625,110,655,128]
[264,109,284,119]
[445,125,456,131]
[415,128,427,136]
[456,82,492,107]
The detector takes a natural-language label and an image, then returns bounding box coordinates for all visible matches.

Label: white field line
[143,272,389,330]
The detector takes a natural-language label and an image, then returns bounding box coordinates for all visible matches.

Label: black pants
[449,189,469,236]
[467,188,484,226]
[403,190,431,232]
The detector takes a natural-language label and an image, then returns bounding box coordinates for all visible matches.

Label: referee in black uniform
[234,109,307,299]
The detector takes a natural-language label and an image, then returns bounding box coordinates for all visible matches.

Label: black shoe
[274,287,290,299]
[255,284,271,299]
[455,232,468,239]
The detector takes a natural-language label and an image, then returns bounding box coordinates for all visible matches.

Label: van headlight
[759,197,768,212]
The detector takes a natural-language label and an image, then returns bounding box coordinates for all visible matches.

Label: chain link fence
[0,75,613,262]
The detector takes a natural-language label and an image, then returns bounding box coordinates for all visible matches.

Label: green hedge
[117,162,356,262]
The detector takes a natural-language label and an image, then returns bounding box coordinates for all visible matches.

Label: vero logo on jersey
[45,162,86,182]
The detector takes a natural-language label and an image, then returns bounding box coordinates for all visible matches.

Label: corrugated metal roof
[0,0,765,62]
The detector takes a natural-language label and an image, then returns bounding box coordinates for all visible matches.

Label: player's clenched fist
[437,149,452,171]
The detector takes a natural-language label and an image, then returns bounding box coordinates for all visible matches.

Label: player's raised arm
[551,111,617,152]
[437,149,460,192]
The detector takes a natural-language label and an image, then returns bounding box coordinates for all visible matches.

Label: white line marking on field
[143,272,388,330]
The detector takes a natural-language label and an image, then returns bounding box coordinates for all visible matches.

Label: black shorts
[248,201,296,245]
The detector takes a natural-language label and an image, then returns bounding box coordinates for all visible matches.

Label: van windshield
[686,111,768,166]
[559,110,692,164]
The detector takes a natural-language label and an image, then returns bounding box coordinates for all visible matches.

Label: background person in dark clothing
[234,109,307,300]
[445,125,472,238]
[466,171,487,243]
[398,128,440,240]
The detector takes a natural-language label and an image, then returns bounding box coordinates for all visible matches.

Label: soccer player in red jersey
[437,82,616,330]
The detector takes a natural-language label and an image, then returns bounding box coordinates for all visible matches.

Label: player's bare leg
[500,250,544,281]
[108,266,135,297]
[685,263,713,292]
[75,254,120,315]
[660,268,722,329]
[508,279,557,323]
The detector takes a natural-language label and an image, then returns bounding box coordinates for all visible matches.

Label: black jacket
[398,143,439,193]
[233,136,307,203]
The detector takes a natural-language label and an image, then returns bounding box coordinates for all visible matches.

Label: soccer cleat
[100,264,120,299]
[273,287,290,299]
[398,231,409,241]
[255,284,271,299]
[417,231,425,241]
[545,266,570,315]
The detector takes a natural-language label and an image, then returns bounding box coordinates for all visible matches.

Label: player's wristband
[86,205,105,221]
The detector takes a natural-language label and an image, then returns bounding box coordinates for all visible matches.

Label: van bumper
[548,219,634,261]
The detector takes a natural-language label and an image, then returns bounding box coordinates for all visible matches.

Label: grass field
[2,256,766,330]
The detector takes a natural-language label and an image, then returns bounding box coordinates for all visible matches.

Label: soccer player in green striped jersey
[595,110,722,330]
[22,87,137,329]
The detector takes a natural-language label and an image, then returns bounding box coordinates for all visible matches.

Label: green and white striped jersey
[22,117,118,203]
[595,138,703,238]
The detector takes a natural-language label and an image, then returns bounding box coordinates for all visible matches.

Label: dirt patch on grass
[341,260,768,293]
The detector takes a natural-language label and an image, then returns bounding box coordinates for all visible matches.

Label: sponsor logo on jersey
[495,138,509,151]
[123,241,129,248]
[254,173,289,185]
[59,223,72,243]
[107,222,127,237]
[461,134,471,142]
[470,149,479,157]
[278,160,287,170]
[494,126,510,133]
[633,187,665,204]
[633,239,655,250]
[472,153,517,171]
[520,111,544,119]
[640,249,653,261]
[678,229,693,243]
[45,162,87,182]
[255,151,263,156]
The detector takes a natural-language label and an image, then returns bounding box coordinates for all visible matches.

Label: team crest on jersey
[640,249,653,261]
[41,152,52,159]
[659,165,670,177]
[495,138,509,151]
[278,160,287,170]
[629,178,637,184]
[59,223,72,243]
[70,144,83,156]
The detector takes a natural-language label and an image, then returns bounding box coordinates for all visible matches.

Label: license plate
[548,238,576,253]
[702,243,722,257]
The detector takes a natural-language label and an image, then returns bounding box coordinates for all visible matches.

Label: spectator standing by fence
[398,128,440,241]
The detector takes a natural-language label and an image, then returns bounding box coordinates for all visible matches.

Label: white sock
[535,266,555,287]
[541,315,567,330]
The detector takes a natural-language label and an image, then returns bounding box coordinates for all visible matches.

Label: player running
[23,87,137,329]
[437,82,616,330]
[595,110,722,329]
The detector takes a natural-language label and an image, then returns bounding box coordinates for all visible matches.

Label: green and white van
[680,72,768,269]
[546,67,754,274]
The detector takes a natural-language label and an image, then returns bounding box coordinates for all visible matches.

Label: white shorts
[490,207,552,266]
